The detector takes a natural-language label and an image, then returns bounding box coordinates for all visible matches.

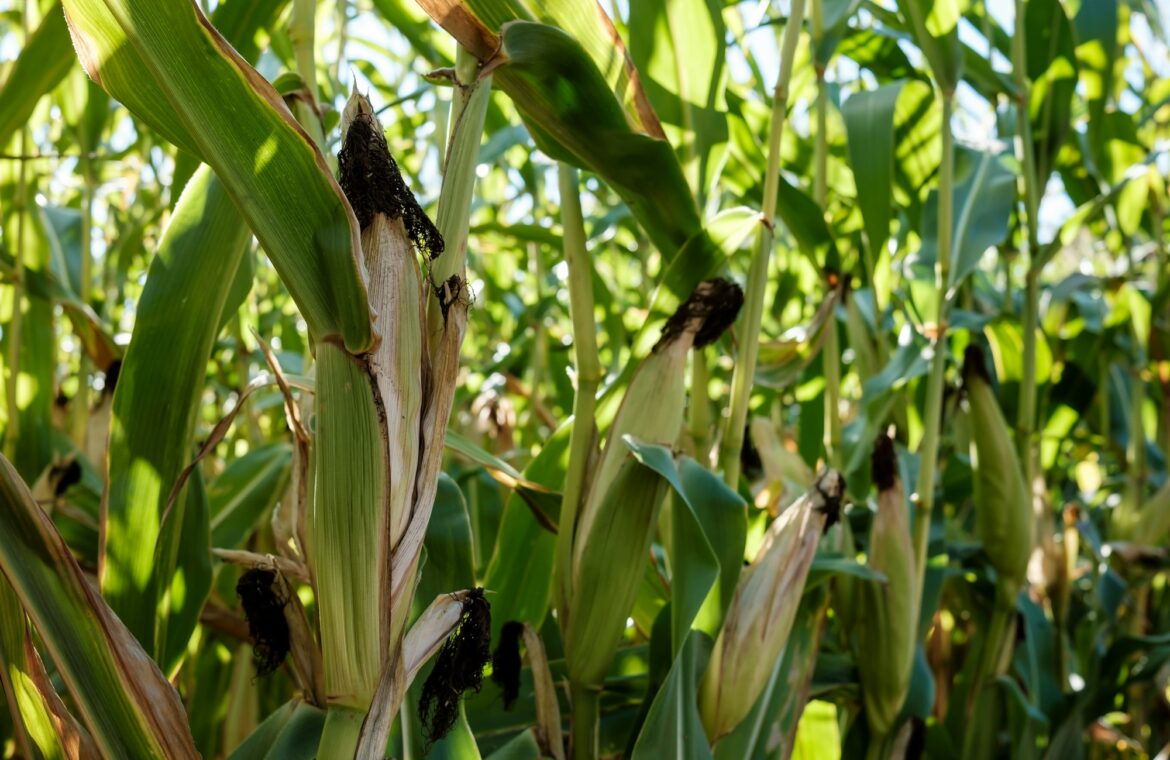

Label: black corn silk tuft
[338,111,445,259]
[814,473,845,531]
[740,423,763,479]
[871,433,898,492]
[435,274,467,323]
[52,459,83,497]
[491,621,524,710]
[103,358,121,397]
[419,589,492,744]
[656,278,745,352]
[962,344,992,385]
[235,569,290,677]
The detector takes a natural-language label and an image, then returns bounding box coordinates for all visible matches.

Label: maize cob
[855,433,916,740]
[571,279,743,578]
[698,469,844,741]
[563,279,743,690]
[309,88,434,722]
[964,345,1032,594]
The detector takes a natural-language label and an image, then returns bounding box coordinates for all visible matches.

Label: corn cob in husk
[698,469,844,741]
[855,433,916,740]
[563,279,743,689]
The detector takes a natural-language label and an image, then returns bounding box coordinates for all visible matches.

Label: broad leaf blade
[62,0,373,350]
[101,166,249,659]
[0,454,198,758]
[843,82,903,260]
[0,5,74,149]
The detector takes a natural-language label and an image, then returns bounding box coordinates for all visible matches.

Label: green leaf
[630,630,714,760]
[209,443,293,550]
[918,147,1016,291]
[157,467,213,676]
[805,553,887,591]
[0,453,198,758]
[899,0,964,91]
[101,167,249,659]
[61,0,373,349]
[0,177,56,484]
[484,728,542,760]
[483,420,572,640]
[418,473,475,605]
[0,577,76,760]
[226,700,326,760]
[629,0,728,197]
[659,455,747,648]
[210,0,291,64]
[843,82,903,260]
[0,5,74,149]
[492,21,701,255]
[1024,0,1078,184]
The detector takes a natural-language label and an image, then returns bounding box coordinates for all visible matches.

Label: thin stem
[426,48,490,348]
[5,130,28,461]
[812,0,841,469]
[528,171,548,427]
[963,593,1013,758]
[289,0,327,154]
[911,91,955,601]
[1153,195,1169,454]
[553,163,601,624]
[720,0,807,488]
[1012,0,1041,491]
[71,157,95,445]
[570,683,600,760]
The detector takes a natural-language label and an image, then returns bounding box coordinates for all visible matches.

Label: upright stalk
[911,92,955,595]
[71,157,96,445]
[1012,0,1042,491]
[811,0,841,469]
[289,0,327,153]
[5,130,28,461]
[552,164,600,626]
[555,163,602,760]
[570,683,600,760]
[720,0,807,488]
[528,172,548,424]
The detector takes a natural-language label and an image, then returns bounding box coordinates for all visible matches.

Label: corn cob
[308,88,434,725]
[563,279,743,690]
[964,345,1032,594]
[698,469,844,742]
[855,433,916,740]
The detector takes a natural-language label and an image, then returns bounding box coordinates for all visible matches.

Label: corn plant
[1,1,1169,759]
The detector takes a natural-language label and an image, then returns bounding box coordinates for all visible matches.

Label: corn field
[0,0,1168,757]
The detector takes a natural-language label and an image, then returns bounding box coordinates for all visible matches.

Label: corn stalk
[719,0,807,488]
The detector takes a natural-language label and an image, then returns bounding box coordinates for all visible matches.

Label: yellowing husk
[563,280,743,688]
[698,469,844,741]
[569,326,690,578]
[310,342,388,706]
[965,346,1032,594]
[565,453,671,687]
[855,434,916,738]
[309,89,432,713]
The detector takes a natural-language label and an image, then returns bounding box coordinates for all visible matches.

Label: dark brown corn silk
[235,568,290,677]
[962,344,993,386]
[655,278,745,352]
[871,432,898,493]
[51,458,83,497]
[491,620,524,710]
[813,470,844,531]
[338,104,445,259]
[419,589,492,744]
